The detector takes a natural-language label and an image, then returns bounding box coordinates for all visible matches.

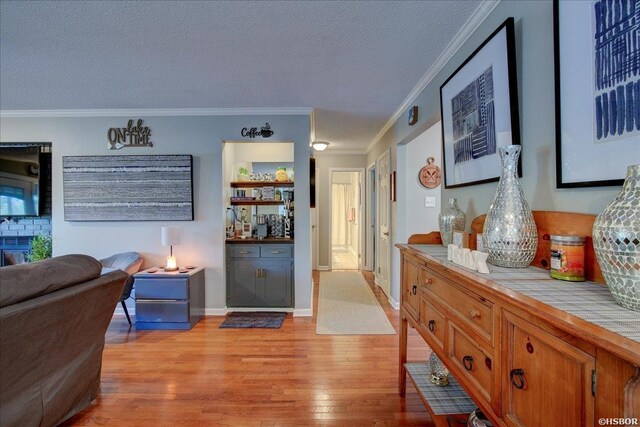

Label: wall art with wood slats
[62,155,194,221]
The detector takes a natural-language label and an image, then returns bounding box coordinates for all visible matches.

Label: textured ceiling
[0,1,482,151]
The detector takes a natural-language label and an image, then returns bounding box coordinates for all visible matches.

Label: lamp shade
[161,226,181,246]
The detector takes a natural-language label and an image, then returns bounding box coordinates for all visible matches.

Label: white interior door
[376,149,391,297]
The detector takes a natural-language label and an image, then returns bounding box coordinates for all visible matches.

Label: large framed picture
[440,17,520,189]
[555,0,640,188]
[63,155,194,221]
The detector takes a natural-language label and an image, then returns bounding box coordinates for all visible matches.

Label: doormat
[219,312,287,329]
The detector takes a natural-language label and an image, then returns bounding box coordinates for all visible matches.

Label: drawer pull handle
[428,320,435,333]
[510,368,526,389]
[271,250,281,254]
[239,251,249,254]
[469,309,481,319]
[411,285,417,295]
[463,356,474,371]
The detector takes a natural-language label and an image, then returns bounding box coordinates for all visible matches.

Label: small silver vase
[593,165,640,311]
[429,352,449,386]
[438,198,465,246]
[482,145,537,268]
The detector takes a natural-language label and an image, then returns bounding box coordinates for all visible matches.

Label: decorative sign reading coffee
[107,119,153,150]
[241,122,274,139]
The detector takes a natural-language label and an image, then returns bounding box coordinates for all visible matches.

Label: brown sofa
[0,255,128,427]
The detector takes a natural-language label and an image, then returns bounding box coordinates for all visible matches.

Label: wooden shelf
[404,362,475,424]
[231,181,294,188]
[230,200,284,206]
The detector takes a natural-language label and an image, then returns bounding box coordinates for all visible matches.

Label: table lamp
[161,226,180,271]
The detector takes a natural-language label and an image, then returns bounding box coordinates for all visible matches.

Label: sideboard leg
[399,314,408,396]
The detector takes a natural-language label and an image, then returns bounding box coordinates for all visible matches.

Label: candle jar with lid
[549,235,585,282]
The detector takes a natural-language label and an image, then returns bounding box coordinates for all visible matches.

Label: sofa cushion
[0,254,102,308]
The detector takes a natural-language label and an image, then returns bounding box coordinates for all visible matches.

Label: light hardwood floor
[63,271,435,426]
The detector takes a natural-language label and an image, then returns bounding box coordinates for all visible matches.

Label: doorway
[329,169,364,270]
[365,163,376,272]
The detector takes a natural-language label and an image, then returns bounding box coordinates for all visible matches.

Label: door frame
[376,148,392,296]
[328,167,365,270]
[364,161,376,272]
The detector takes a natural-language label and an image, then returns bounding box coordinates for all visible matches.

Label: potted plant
[28,234,52,262]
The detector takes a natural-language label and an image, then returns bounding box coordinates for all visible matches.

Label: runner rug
[316,271,396,335]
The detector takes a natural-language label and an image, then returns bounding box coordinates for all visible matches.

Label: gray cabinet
[227,243,294,308]
[134,267,205,330]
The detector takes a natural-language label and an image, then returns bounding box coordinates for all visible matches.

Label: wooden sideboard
[398,224,639,426]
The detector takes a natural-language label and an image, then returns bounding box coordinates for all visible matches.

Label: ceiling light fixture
[311,141,329,151]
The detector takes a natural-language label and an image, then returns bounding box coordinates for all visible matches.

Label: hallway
[331,248,359,270]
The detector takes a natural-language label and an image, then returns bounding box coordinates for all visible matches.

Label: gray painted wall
[0,114,312,313]
[314,152,367,268]
[367,0,626,304]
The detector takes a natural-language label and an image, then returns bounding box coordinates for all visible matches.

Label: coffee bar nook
[223,141,295,308]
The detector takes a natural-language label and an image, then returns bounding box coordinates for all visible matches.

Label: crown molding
[365,0,501,154]
[0,107,313,118]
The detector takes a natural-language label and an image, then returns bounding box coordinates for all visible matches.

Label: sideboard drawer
[449,323,494,404]
[419,296,446,351]
[136,301,189,323]
[260,245,293,258]
[423,269,493,344]
[135,278,189,300]
[228,245,260,258]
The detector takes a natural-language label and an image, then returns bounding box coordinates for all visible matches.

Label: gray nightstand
[134,267,205,330]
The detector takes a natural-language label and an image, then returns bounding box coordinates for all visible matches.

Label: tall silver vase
[482,145,537,268]
[592,165,640,311]
[438,198,465,246]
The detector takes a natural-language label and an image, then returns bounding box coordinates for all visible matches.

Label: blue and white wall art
[440,18,520,189]
[452,66,497,165]
[593,0,640,142]
[556,0,640,187]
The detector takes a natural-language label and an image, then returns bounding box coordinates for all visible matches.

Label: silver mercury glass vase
[429,352,449,386]
[482,145,537,268]
[592,164,640,311]
[438,198,465,246]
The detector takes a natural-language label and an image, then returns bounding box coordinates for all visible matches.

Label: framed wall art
[63,155,194,221]
[440,17,521,189]
[554,0,640,188]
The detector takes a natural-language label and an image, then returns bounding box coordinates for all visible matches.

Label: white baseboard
[225,307,294,313]
[204,308,227,316]
[317,265,330,271]
[116,306,300,317]
[388,296,400,310]
[293,308,313,317]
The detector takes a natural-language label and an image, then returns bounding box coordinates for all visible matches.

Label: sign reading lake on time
[107,119,153,150]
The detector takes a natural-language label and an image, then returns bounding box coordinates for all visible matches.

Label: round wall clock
[418,157,441,189]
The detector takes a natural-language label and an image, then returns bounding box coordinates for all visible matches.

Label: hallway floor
[331,249,359,270]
